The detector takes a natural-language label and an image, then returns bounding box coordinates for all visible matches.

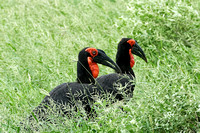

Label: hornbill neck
[116,44,135,77]
[77,61,95,84]
[77,50,95,84]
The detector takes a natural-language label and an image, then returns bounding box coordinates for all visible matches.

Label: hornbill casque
[27,47,121,122]
[96,38,147,100]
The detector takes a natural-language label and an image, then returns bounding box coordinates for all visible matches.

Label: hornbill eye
[85,48,98,57]
[92,51,96,55]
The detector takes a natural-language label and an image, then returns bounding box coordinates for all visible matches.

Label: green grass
[0,0,200,132]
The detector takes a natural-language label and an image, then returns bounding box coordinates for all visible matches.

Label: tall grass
[0,0,199,132]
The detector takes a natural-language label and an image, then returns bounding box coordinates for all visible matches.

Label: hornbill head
[119,38,147,64]
[78,47,121,82]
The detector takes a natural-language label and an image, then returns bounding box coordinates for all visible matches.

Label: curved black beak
[93,49,122,74]
[131,42,147,63]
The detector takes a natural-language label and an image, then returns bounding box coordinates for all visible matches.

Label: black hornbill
[96,38,147,100]
[28,47,121,121]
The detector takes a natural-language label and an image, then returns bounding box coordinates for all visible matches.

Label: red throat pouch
[87,57,99,78]
[129,49,135,68]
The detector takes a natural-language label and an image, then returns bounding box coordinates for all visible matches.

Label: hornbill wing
[47,82,99,104]
[28,82,100,122]
[96,73,135,100]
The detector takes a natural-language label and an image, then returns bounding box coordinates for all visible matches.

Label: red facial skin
[127,39,136,47]
[87,57,99,78]
[129,49,135,68]
[85,48,99,78]
[127,39,136,68]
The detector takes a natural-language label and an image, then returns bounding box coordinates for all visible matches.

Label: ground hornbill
[96,38,147,100]
[27,47,121,123]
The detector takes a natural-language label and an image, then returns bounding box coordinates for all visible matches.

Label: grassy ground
[1,0,200,132]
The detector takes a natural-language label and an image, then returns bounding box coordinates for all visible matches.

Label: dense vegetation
[0,0,199,132]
